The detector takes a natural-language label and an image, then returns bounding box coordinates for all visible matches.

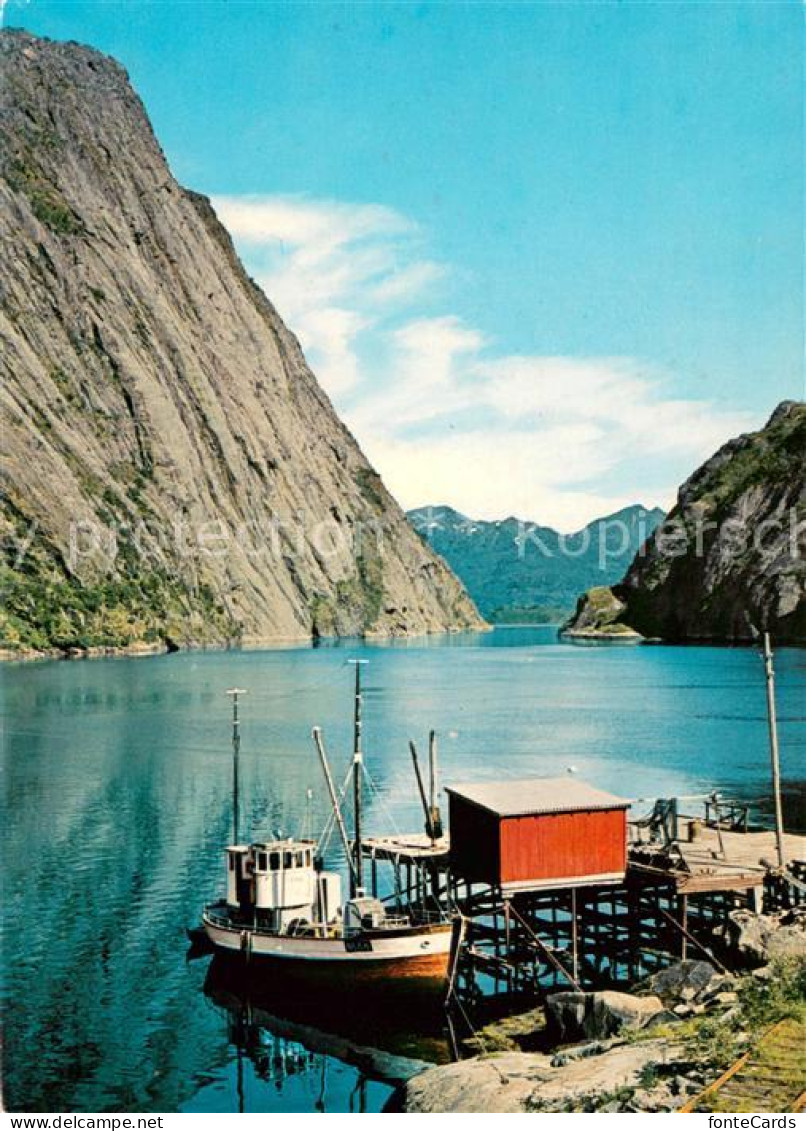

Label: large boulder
[546,990,665,1043]
[643,960,724,1004]
[719,908,806,963]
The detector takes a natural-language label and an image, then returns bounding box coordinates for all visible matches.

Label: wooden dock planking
[362,833,449,862]
[629,826,806,894]
[367,827,806,881]
[678,828,806,870]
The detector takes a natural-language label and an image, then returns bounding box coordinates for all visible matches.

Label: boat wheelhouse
[217,838,340,933]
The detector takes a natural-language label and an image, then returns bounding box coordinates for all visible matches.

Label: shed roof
[446,777,630,818]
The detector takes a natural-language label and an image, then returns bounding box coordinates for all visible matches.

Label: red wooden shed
[446,777,630,892]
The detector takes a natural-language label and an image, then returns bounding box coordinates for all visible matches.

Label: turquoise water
[2,628,804,1112]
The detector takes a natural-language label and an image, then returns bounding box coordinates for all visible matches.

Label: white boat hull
[202,910,453,983]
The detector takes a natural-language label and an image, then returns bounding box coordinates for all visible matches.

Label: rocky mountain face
[0,30,483,654]
[408,504,664,622]
[563,403,806,643]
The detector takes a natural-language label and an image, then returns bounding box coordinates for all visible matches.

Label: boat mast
[428,729,443,841]
[761,633,786,868]
[349,660,368,896]
[226,688,248,844]
[312,726,358,889]
[409,739,432,840]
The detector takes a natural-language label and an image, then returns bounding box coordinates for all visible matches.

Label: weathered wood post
[762,632,786,869]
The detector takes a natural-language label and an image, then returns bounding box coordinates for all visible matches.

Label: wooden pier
[361,832,450,910]
[361,789,806,1009]
[630,816,806,897]
[454,815,805,998]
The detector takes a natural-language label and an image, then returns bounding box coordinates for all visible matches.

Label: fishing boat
[201,663,453,984]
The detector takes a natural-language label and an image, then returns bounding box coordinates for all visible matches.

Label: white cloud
[213,192,755,529]
[351,341,751,528]
[370,261,445,306]
[214,194,433,396]
[363,433,651,532]
[215,195,408,253]
[299,307,367,397]
[349,315,487,429]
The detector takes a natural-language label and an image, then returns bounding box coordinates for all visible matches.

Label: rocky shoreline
[392,950,806,1113]
[0,623,491,662]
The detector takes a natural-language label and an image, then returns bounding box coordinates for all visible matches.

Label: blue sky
[4,1,803,527]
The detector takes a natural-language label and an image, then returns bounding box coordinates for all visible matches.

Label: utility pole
[761,634,786,868]
[226,688,248,844]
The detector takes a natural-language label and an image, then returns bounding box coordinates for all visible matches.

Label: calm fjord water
[2,627,804,1112]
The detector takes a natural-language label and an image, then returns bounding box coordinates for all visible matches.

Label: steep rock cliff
[563,403,805,643]
[0,30,483,653]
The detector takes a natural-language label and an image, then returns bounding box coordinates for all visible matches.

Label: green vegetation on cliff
[0,511,239,653]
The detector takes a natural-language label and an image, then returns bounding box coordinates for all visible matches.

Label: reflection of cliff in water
[203,954,450,1098]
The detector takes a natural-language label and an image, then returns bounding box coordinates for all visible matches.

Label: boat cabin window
[257,851,268,872]
[283,851,293,869]
[227,853,235,871]
[269,851,280,870]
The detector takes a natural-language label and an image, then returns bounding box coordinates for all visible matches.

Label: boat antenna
[349,659,368,896]
[761,632,786,868]
[302,787,314,840]
[226,688,248,844]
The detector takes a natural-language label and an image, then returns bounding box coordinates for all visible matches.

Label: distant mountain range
[407,504,665,623]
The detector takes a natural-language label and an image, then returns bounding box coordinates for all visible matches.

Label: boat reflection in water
[202,954,450,1112]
